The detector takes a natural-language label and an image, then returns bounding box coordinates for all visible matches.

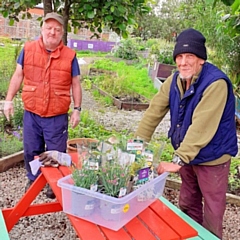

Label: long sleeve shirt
[134,73,231,166]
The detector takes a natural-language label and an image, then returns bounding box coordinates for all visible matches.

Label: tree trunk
[43,0,53,15]
[62,0,71,45]
[42,0,69,45]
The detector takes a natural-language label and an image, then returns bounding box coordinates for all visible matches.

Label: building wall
[0,12,41,40]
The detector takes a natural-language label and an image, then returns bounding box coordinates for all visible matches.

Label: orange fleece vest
[22,37,76,117]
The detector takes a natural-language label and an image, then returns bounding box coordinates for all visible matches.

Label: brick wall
[0,14,41,40]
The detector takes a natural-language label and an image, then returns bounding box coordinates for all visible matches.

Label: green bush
[0,41,23,94]
[0,133,23,157]
[150,43,175,65]
[146,38,159,48]
[68,110,115,140]
[114,39,138,60]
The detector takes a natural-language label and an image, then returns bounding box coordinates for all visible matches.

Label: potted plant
[98,160,131,221]
[98,161,130,198]
[71,161,99,217]
[67,138,99,153]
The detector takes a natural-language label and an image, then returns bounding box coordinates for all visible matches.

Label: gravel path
[0,88,240,240]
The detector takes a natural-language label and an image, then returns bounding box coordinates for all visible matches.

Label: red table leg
[3,173,47,231]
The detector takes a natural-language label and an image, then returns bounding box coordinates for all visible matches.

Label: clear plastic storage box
[57,172,168,231]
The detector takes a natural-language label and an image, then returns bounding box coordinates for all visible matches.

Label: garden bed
[0,150,24,172]
[91,84,149,111]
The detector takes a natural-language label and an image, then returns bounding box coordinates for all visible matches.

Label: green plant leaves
[105,15,113,21]
[88,57,157,99]
[110,6,115,12]
[222,0,235,6]
[0,0,151,42]
[87,11,95,19]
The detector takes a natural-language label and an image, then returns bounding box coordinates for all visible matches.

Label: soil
[115,95,149,103]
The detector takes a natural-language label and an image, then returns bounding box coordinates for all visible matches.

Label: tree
[0,0,152,45]
[133,0,188,42]
[133,12,162,39]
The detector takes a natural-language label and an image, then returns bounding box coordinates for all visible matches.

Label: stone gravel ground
[1,88,240,240]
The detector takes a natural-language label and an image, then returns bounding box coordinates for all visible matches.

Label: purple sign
[138,167,149,180]
[68,39,116,52]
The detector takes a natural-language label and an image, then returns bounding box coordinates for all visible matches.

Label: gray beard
[179,73,193,81]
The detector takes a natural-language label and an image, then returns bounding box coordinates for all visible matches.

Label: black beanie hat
[173,28,207,61]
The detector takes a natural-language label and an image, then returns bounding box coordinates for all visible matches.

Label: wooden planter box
[92,84,149,111]
[151,62,176,81]
[0,150,24,173]
[153,77,166,90]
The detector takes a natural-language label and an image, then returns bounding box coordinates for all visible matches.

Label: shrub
[114,39,138,60]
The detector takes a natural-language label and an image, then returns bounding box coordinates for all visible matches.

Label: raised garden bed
[0,150,24,173]
[91,84,149,111]
[151,62,176,81]
[89,67,117,77]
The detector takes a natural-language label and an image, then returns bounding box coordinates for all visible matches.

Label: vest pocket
[53,90,71,114]
[22,85,37,110]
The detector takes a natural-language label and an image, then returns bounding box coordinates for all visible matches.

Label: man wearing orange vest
[3,12,82,198]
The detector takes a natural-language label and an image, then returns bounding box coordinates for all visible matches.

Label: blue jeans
[179,160,230,239]
[23,110,68,180]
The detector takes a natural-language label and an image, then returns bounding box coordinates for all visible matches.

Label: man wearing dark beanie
[135,28,237,239]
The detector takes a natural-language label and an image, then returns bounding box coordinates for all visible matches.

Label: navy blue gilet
[168,62,237,165]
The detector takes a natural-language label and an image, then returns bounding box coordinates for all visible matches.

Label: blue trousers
[23,110,68,180]
[179,160,230,239]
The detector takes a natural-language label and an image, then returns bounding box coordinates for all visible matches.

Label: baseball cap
[44,12,64,25]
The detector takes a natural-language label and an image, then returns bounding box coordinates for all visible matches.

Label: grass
[88,58,158,99]
[76,50,107,58]
[68,109,128,141]
[92,89,113,106]
[0,41,21,94]
[0,133,23,157]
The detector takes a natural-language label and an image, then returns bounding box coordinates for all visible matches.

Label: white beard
[179,73,192,80]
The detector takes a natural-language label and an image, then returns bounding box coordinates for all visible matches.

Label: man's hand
[157,161,182,175]
[4,101,14,121]
[69,110,80,128]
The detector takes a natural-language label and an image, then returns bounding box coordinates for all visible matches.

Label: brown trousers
[179,160,230,239]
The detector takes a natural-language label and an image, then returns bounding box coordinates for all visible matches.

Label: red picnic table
[2,152,198,240]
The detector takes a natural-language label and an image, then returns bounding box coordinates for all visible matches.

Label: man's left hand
[69,110,80,128]
[157,161,182,175]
